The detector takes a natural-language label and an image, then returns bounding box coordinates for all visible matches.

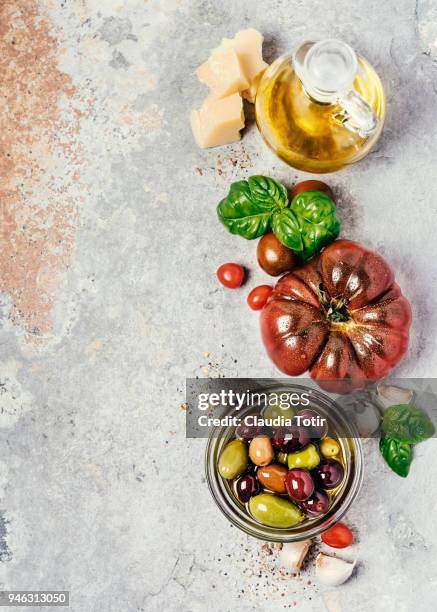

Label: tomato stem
[317,284,350,323]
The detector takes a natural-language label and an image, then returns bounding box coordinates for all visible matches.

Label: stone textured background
[0,0,437,610]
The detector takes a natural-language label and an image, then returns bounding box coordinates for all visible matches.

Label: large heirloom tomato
[261,240,412,393]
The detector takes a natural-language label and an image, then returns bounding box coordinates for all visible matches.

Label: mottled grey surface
[1,0,437,611]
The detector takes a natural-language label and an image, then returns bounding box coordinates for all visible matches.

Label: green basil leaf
[382,404,435,444]
[247,175,288,209]
[271,209,303,252]
[379,436,412,477]
[217,176,288,240]
[290,190,341,260]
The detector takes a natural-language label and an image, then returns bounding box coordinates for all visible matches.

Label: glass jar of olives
[205,384,363,542]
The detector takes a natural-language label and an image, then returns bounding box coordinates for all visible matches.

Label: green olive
[218,439,248,479]
[263,403,296,425]
[287,443,320,470]
[249,493,304,528]
[320,437,341,458]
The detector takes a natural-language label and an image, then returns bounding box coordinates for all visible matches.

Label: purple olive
[245,462,258,476]
[236,421,264,440]
[313,460,344,490]
[235,474,260,503]
[272,426,310,453]
[285,468,315,502]
[300,490,330,517]
[296,409,328,440]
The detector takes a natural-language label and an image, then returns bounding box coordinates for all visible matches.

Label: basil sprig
[379,404,435,477]
[379,437,413,478]
[381,404,435,443]
[216,176,288,240]
[217,176,340,261]
[271,208,303,252]
[291,190,341,260]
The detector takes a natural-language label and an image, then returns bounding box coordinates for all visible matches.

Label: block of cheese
[196,47,249,98]
[241,71,264,103]
[191,28,267,149]
[222,29,267,83]
[190,93,244,149]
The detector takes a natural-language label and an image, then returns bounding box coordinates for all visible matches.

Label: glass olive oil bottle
[255,39,385,173]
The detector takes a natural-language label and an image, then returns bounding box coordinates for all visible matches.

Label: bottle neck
[293,39,379,137]
[294,39,358,104]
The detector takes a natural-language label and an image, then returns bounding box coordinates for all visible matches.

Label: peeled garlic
[279,539,312,570]
[376,384,414,410]
[315,553,356,586]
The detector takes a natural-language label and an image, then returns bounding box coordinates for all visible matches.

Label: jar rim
[205,383,364,542]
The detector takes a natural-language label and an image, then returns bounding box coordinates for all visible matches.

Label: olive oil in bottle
[255,39,385,173]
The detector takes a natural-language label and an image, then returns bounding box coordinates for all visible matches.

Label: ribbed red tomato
[260,239,412,393]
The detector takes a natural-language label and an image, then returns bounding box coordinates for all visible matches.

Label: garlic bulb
[315,553,356,586]
[376,384,414,410]
[279,539,312,570]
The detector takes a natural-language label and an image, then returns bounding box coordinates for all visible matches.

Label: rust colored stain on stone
[0,1,82,346]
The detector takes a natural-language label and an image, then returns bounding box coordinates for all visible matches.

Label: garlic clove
[315,553,356,586]
[354,401,381,437]
[336,390,381,436]
[279,539,312,570]
[323,591,343,612]
[376,384,414,410]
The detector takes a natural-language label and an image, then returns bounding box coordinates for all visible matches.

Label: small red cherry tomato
[247,285,273,310]
[216,263,245,288]
[291,180,333,199]
[321,522,354,548]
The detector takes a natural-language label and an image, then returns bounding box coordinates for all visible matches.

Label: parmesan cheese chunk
[241,71,265,103]
[222,29,268,85]
[196,48,249,98]
[191,28,267,149]
[190,93,244,149]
